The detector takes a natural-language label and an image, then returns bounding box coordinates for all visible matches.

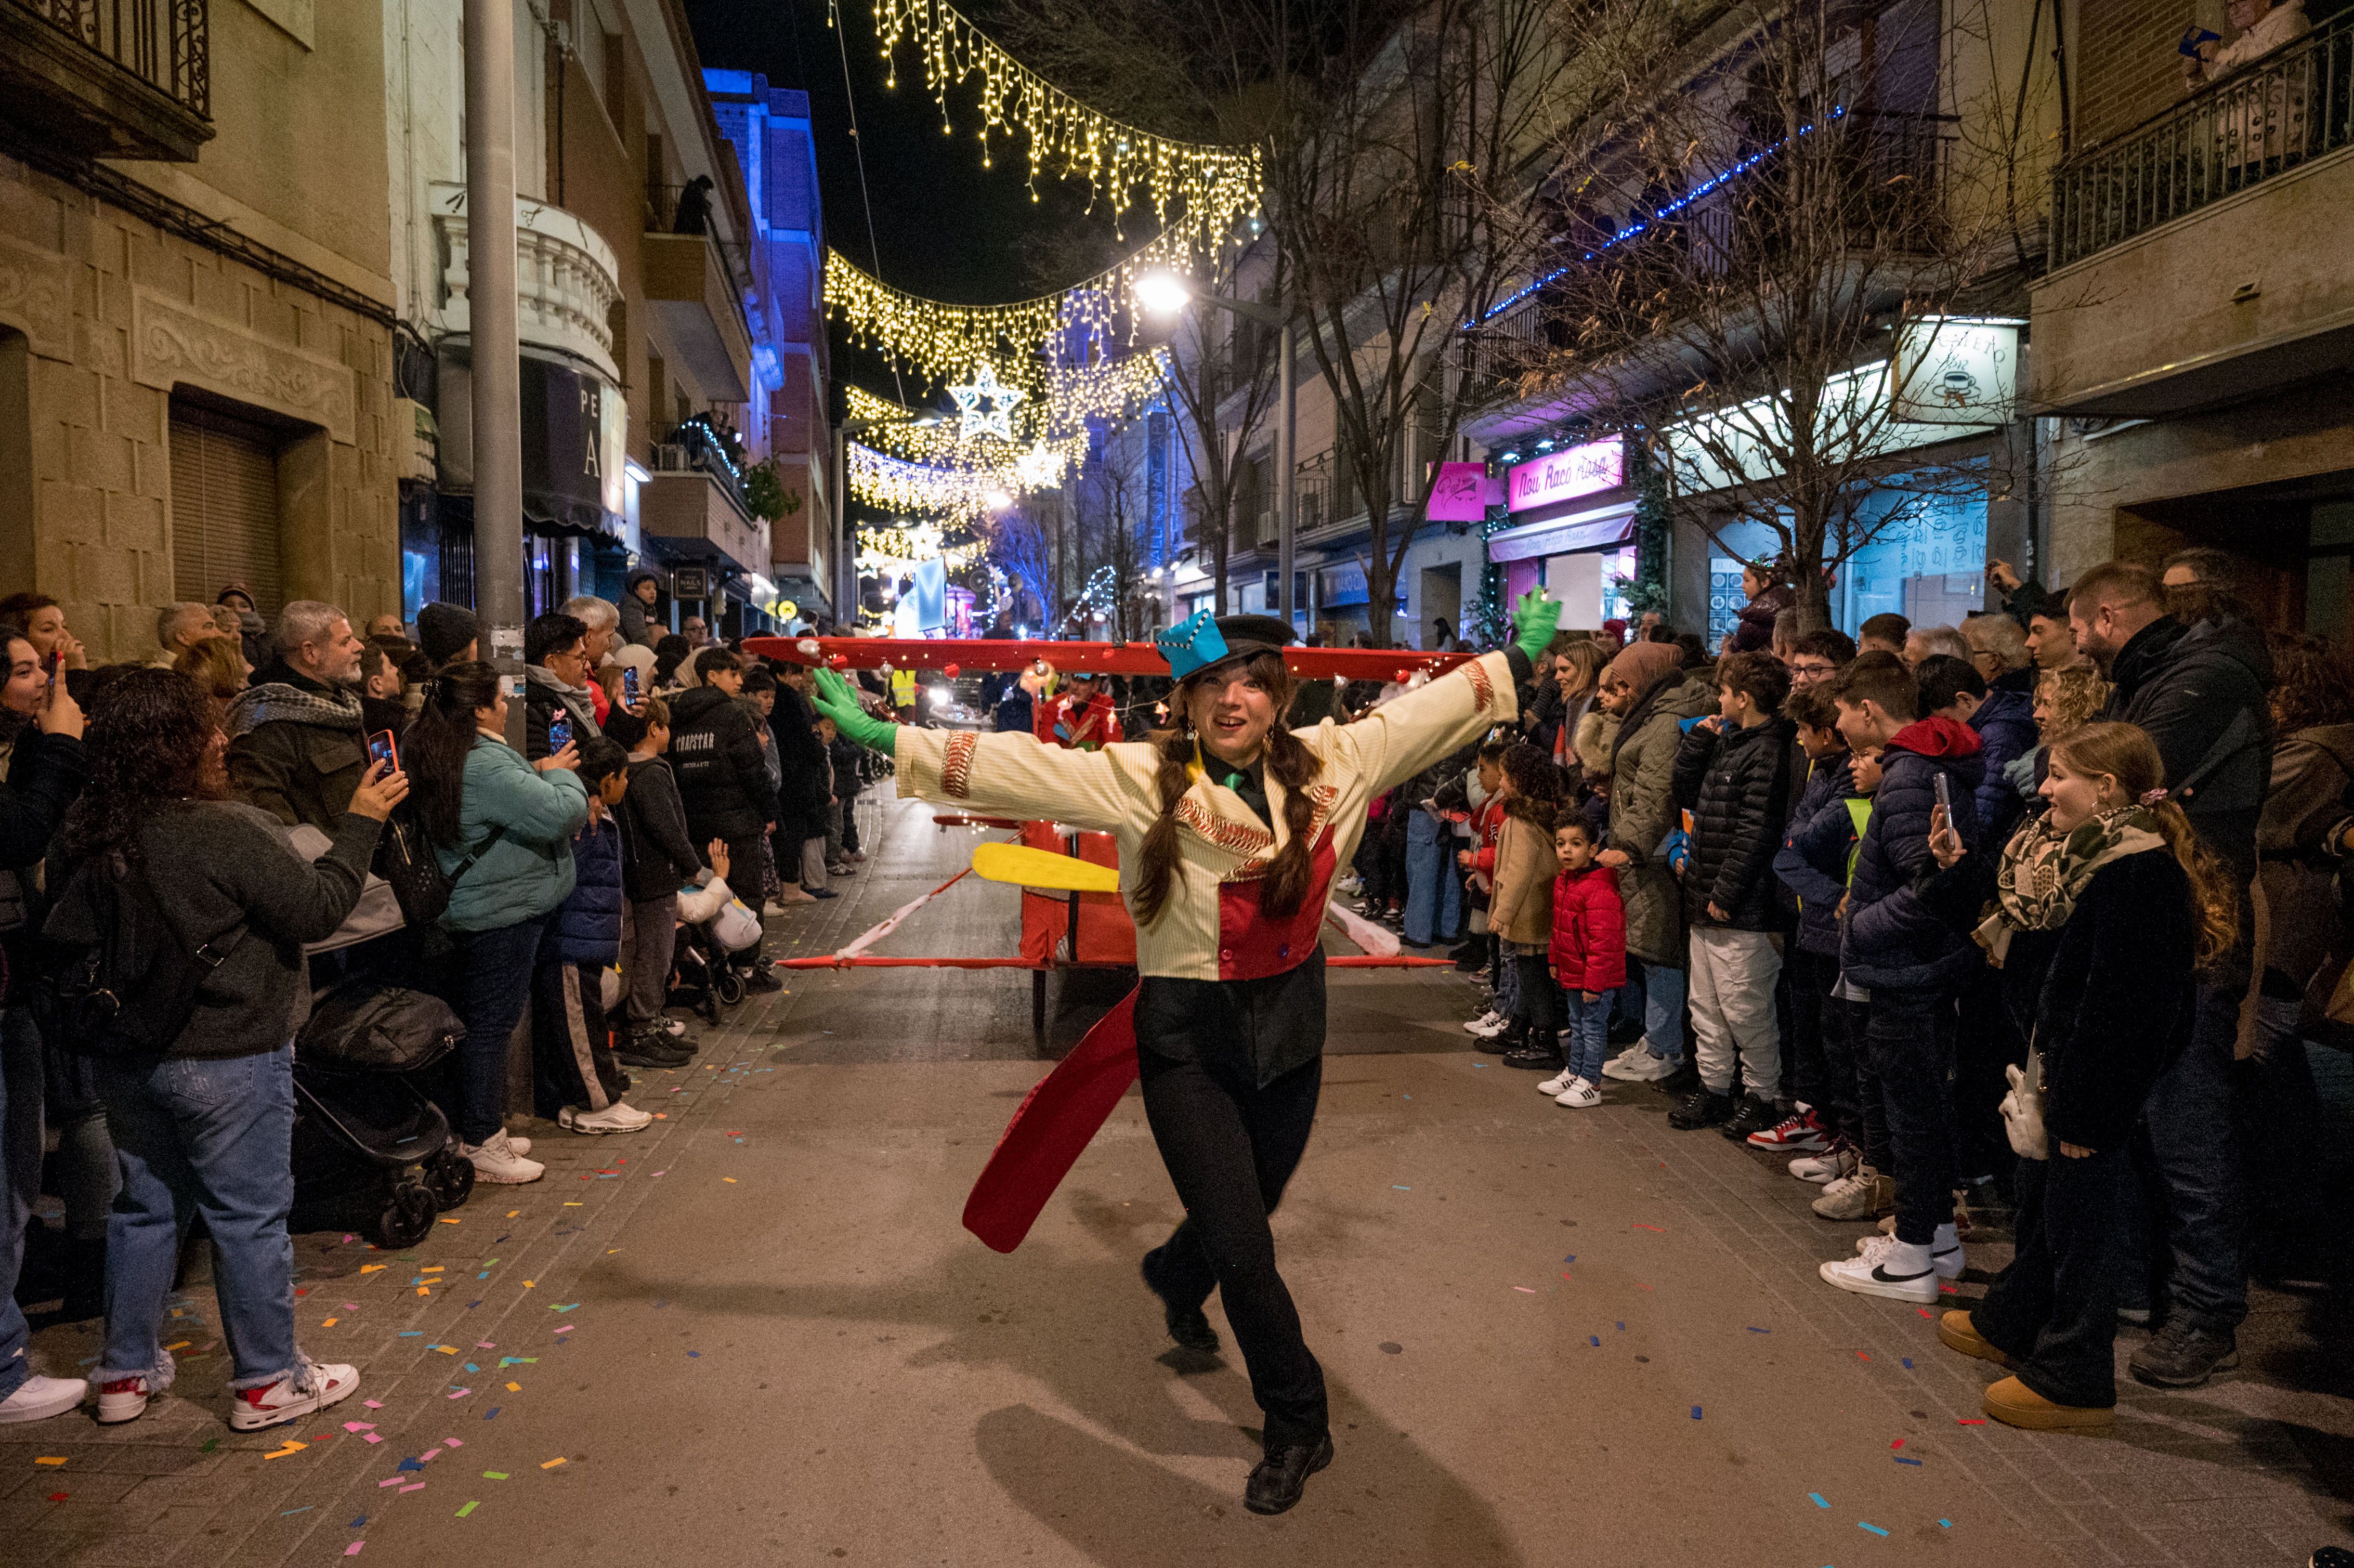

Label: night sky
[683,0,1121,410]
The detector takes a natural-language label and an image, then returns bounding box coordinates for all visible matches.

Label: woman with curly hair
[807,595,1563,1515]
[1922,721,2236,1432]
[173,634,252,725]
[44,669,406,1432]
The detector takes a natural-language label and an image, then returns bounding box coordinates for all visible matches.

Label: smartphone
[1933,770,1952,818]
[548,712,573,752]
[44,648,61,685]
[366,729,399,773]
[622,666,641,703]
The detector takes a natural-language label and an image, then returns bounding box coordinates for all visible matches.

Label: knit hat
[1601,639,1682,695]
[417,602,480,667]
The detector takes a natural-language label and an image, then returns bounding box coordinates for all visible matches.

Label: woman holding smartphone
[402,662,588,1186]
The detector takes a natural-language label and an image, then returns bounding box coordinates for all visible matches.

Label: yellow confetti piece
[263,1440,307,1459]
[505,1382,520,1392]
[540,1457,566,1469]
[434,1345,458,1354]
[561,1201,583,1207]
[417,1287,431,1297]
[360,1264,386,1274]
[421,1266,444,1274]
[165,1340,191,1351]
[322,1318,338,1328]
[521,1280,534,1288]
[505,1210,519,1218]
[438,1217,461,1224]
[722,1178,737,1184]
[34,1457,68,1466]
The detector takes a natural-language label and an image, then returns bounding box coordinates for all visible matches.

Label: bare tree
[1151,253,1281,616]
[1500,0,2056,631]
[1069,428,1154,639]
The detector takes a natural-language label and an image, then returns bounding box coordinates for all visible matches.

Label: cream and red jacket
[895,651,1518,982]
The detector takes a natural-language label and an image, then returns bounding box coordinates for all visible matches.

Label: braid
[1258,722,1324,918]
[2147,798,2240,968]
[1130,727,1196,927]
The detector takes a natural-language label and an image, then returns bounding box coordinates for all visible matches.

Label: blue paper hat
[1155,610,1231,679]
[1154,610,1295,681]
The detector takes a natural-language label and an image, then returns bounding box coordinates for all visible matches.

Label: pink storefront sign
[1424,462,1502,522]
[1506,439,1625,514]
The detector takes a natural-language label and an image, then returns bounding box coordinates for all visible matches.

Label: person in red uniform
[1032,668,1123,750]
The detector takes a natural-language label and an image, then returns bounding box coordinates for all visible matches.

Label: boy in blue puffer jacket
[531,738,652,1135]
[1817,654,1983,1305]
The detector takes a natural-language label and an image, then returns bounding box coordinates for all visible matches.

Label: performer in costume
[808,593,1562,1515]
[1032,667,1123,750]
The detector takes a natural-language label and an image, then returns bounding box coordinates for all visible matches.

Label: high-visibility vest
[1843,798,1872,884]
[891,669,917,708]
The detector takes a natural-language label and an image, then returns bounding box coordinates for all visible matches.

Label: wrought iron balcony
[0,0,212,161]
[2052,11,2354,268]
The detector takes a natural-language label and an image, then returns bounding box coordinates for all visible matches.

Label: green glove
[1510,589,1564,664]
[813,666,899,755]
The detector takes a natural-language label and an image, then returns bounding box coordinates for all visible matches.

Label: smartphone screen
[622,667,640,702]
[548,712,573,752]
[44,648,61,685]
[367,729,398,772]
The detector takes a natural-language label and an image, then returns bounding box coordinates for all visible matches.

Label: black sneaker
[2128,1321,2239,1389]
[1720,1095,1781,1140]
[1244,1434,1335,1516]
[1500,1044,1563,1070]
[1140,1249,1219,1352]
[1448,940,1484,970]
[741,966,784,993]
[1667,1088,1735,1130]
[617,1034,692,1069]
[1656,1061,1701,1096]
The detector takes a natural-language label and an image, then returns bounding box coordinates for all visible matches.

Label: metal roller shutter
[169,401,283,617]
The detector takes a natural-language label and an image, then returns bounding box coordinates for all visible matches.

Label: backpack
[48,855,245,1058]
[376,798,505,929]
[298,980,465,1073]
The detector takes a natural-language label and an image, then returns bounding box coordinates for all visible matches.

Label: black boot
[1140,1248,1219,1352]
[1244,1434,1335,1515]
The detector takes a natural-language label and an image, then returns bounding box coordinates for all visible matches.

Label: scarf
[1973,805,2165,965]
[223,673,363,739]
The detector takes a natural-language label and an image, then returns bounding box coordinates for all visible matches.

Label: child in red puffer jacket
[1540,817,1628,1108]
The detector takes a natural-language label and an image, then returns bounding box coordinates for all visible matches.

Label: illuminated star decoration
[950,362,1025,441]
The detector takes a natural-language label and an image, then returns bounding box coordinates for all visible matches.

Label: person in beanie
[416,603,480,670]
[534,738,652,1134]
[620,572,664,649]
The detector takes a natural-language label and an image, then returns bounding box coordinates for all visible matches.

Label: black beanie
[417,602,480,668]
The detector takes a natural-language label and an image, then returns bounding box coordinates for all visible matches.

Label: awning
[1486,501,1636,562]
[519,354,626,540]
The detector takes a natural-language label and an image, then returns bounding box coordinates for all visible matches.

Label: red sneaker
[1746,1104,1830,1152]
[97,1376,151,1425]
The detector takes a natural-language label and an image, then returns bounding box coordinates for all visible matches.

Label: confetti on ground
[554,1326,574,1335]
[47,1491,69,1502]
[1809,1493,1829,1509]
[1902,1357,1914,1368]
[200,1438,219,1453]
[551,1303,579,1313]
[399,1482,426,1495]
[448,1389,472,1400]
[1589,1336,1600,1347]
[482,1471,510,1480]
[282,1506,313,1516]
[1956,1418,1986,1426]
[1939,1519,1953,1528]
[364,1400,384,1409]
[34,1457,67,1466]
[483,1408,501,1421]
[1632,1223,1666,1232]
[1895,1456,1923,1467]
[506,1382,520,1392]
[360,1265,386,1274]
[1746,1326,1770,1334]
[1891,1439,1905,1449]
[345,1545,365,1558]
[1858,1521,1890,1537]
[1513,1286,1536,1294]
[1691,1406,1703,1419]
[444,1438,464,1448]
[263,1441,307,1459]
[722,1178,737,1184]
[541,1458,567,1469]
[1854,1352,1872,1362]
[455,1501,479,1517]
[1916,1307,1933,1318]
[687,1350,702,1357]
[344,1422,374,1433]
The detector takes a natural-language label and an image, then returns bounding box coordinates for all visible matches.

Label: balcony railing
[15,0,208,117]
[432,184,623,383]
[652,422,753,516]
[2052,11,2354,268]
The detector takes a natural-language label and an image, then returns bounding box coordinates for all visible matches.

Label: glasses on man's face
[1790,661,1836,680]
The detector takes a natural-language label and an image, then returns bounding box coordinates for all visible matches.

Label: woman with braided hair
[810,595,1563,1515]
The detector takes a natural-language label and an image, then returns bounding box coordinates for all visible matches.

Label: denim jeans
[1641,961,1688,1064]
[0,1006,44,1401]
[95,1044,300,1391]
[2131,982,2247,1333]
[437,914,553,1147]
[1866,987,1959,1246]
[1562,988,1614,1082]
[1975,1148,2136,1408]
[1402,809,1462,947]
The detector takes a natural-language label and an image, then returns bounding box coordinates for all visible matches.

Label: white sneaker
[1819,1245,1942,1303]
[1811,1165,1895,1220]
[504,1135,532,1157]
[1854,1231,1966,1279]
[559,1101,653,1134]
[771,886,816,906]
[1789,1143,1859,1185]
[1537,1068,1578,1096]
[1602,1048,1679,1082]
[229,1360,360,1431]
[0,1374,88,1423]
[96,1373,152,1424]
[658,1016,689,1038]
[1463,1011,1507,1039]
[1552,1077,1602,1109]
[462,1129,545,1184]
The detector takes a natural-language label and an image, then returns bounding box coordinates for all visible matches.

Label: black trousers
[1137,1046,1329,1450]
[1974,1148,2135,1408]
[1954,963,2023,1186]
[1513,953,1560,1033]
[1866,986,1959,1245]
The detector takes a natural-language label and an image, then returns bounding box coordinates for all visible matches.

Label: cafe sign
[1506,437,1625,514]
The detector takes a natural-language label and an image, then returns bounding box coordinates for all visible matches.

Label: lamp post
[464,0,522,743]
[1136,276,1298,629]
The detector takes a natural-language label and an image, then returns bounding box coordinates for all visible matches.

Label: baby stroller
[291,982,476,1248]
[667,874,760,1025]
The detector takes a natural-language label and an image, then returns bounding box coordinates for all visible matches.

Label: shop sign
[1507,438,1625,514]
[1426,462,1503,521]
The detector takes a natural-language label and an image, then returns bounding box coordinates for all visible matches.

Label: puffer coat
[1671,715,1797,931]
[1841,716,1984,992]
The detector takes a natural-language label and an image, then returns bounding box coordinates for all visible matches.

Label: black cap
[417,602,480,667]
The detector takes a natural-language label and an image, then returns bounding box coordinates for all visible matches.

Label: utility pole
[465,0,524,743]
[1276,316,1296,629]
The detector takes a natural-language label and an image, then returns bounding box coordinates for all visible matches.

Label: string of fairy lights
[854,0,1261,245]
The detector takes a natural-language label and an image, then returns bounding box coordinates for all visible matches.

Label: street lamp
[1136,272,1300,630]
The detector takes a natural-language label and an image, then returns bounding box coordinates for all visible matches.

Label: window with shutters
[169,400,284,618]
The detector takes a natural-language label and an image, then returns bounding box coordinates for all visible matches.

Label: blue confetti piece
[478,1272,490,1279]
[1392,1185,1411,1191]
[493,1234,511,1244]
[1615,1321,1625,1330]
[1690,1406,1703,1420]
[1939,1519,1952,1528]
[397,1458,425,1473]
[466,1300,483,1309]
[1858,1521,1889,1537]
[350,1516,368,1528]
[1901,1356,1914,1368]
[1401,1093,1411,1099]
[1808,1493,1828,1509]
[398,1331,422,1338]
[1564,1255,1576,1264]
[483,1407,500,1421]
[1589,1336,1600,1347]
[463,1363,479,1374]
[687,1350,701,1358]
[652,1301,669,1309]
[1894,1456,1922,1467]
[1746,1326,1770,1334]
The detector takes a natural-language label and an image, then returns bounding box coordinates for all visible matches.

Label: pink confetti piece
[345,1544,365,1558]
[418,1449,439,1463]
[443,1438,464,1448]
[399,1483,426,1494]
[475,1341,495,1350]
[448,1389,472,1400]
[342,1303,360,1312]
[1512,1286,1537,1293]
[553,1325,573,1335]
[344,1422,375,1432]
[363,1400,385,1409]
[377,1478,403,1489]
[363,1434,384,1444]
